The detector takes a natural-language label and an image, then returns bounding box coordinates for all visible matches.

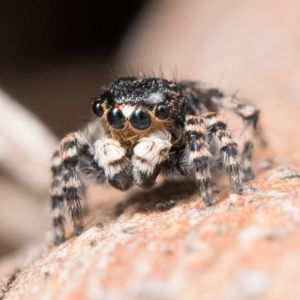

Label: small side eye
[130,109,151,130]
[92,100,104,117]
[155,105,170,120]
[168,82,179,92]
[107,108,126,129]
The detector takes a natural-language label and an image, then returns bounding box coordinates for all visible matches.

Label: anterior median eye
[92,100,104,117]
[155,105,170,119]
[107,108,126,129]
[130,109,151,130]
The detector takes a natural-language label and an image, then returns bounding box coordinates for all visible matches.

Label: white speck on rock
[88,286,108,300]
[238,269,270,295]
[225,268,270,298]
[185,230,212,252]
[264,190,289,200]
[133,259,152,276]
[238,226,287,248]
[186,208,202,217]
[266,165,300,182]
[228,193,238,204]
[187,208,203,225]
[127,275,183,299]
[281,200,300,221]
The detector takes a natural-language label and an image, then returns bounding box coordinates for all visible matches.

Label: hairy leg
[50,149,65,245]
[52,131,105,244]
[178,80,261,180]
[204,89,261,180]
[186,115,215,207]
[204,112,243,193]
[59,132,87,239]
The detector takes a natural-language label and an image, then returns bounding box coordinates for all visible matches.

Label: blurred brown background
[0,0,300,257]
[0,0,146,138]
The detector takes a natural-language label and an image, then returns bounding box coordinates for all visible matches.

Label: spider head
[92,77,186,143]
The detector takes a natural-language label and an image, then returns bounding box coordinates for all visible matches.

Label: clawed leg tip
[74,228,84,236]
[54,236,66,246]
[233,184,243,194]
[204,198,217,207]
[242,169,255,181]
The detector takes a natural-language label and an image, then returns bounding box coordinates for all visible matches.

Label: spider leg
[186,115,215,207]
[132,130,172,188]
[207,90,261,180]
[93,137,133,191]
[178,81,261,180]
[59,132,89,241]
[204,113,243,193]
[50,149,65,245]
[52,131,106,245]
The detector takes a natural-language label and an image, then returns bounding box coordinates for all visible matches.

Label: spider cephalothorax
[51,76,261,245]
[92,77,186,147]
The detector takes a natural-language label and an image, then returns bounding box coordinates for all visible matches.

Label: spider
[51,77,260,245]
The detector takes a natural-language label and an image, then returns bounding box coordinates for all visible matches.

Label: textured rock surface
[1,162,300,299]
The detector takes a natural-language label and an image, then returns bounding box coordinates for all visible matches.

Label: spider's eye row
[107,108,126,129]
[106,105,168,130]
[92,100,104,117]
[155,105,170,120]
[130,109,151,130]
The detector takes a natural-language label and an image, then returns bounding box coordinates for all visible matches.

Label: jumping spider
[51,77,260,245]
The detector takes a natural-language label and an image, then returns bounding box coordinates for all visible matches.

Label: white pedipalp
[93,137,126,177]
[133,130,172,175]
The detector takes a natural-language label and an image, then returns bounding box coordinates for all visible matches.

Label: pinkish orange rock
[1,161,300,300]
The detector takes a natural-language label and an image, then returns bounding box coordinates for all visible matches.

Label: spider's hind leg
[178,80,263,180]
[186,115,215,207]
[207,89,263,180]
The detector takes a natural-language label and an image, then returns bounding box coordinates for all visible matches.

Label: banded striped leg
[205,113,243,193]
[51,150,65,245]
[178,81,261,180]
[186,116,215,207]
[132,130,172,188]
[57,132,99,243]
[208,91,260,180]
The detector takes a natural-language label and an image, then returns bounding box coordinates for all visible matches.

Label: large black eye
[155,105,170,120]
[107,108,126,129]
[130,109,151,130]
[92,100,104,117]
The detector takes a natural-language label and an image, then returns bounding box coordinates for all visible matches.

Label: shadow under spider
[113,178,198,217]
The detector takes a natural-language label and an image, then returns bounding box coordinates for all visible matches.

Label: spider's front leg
[204,113,243,193]
[51,149,65,245]
[186,116,215,207]
[51,132,92,245]
[132,130,172,188]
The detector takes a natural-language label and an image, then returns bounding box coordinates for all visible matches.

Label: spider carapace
[51,77,260,245]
